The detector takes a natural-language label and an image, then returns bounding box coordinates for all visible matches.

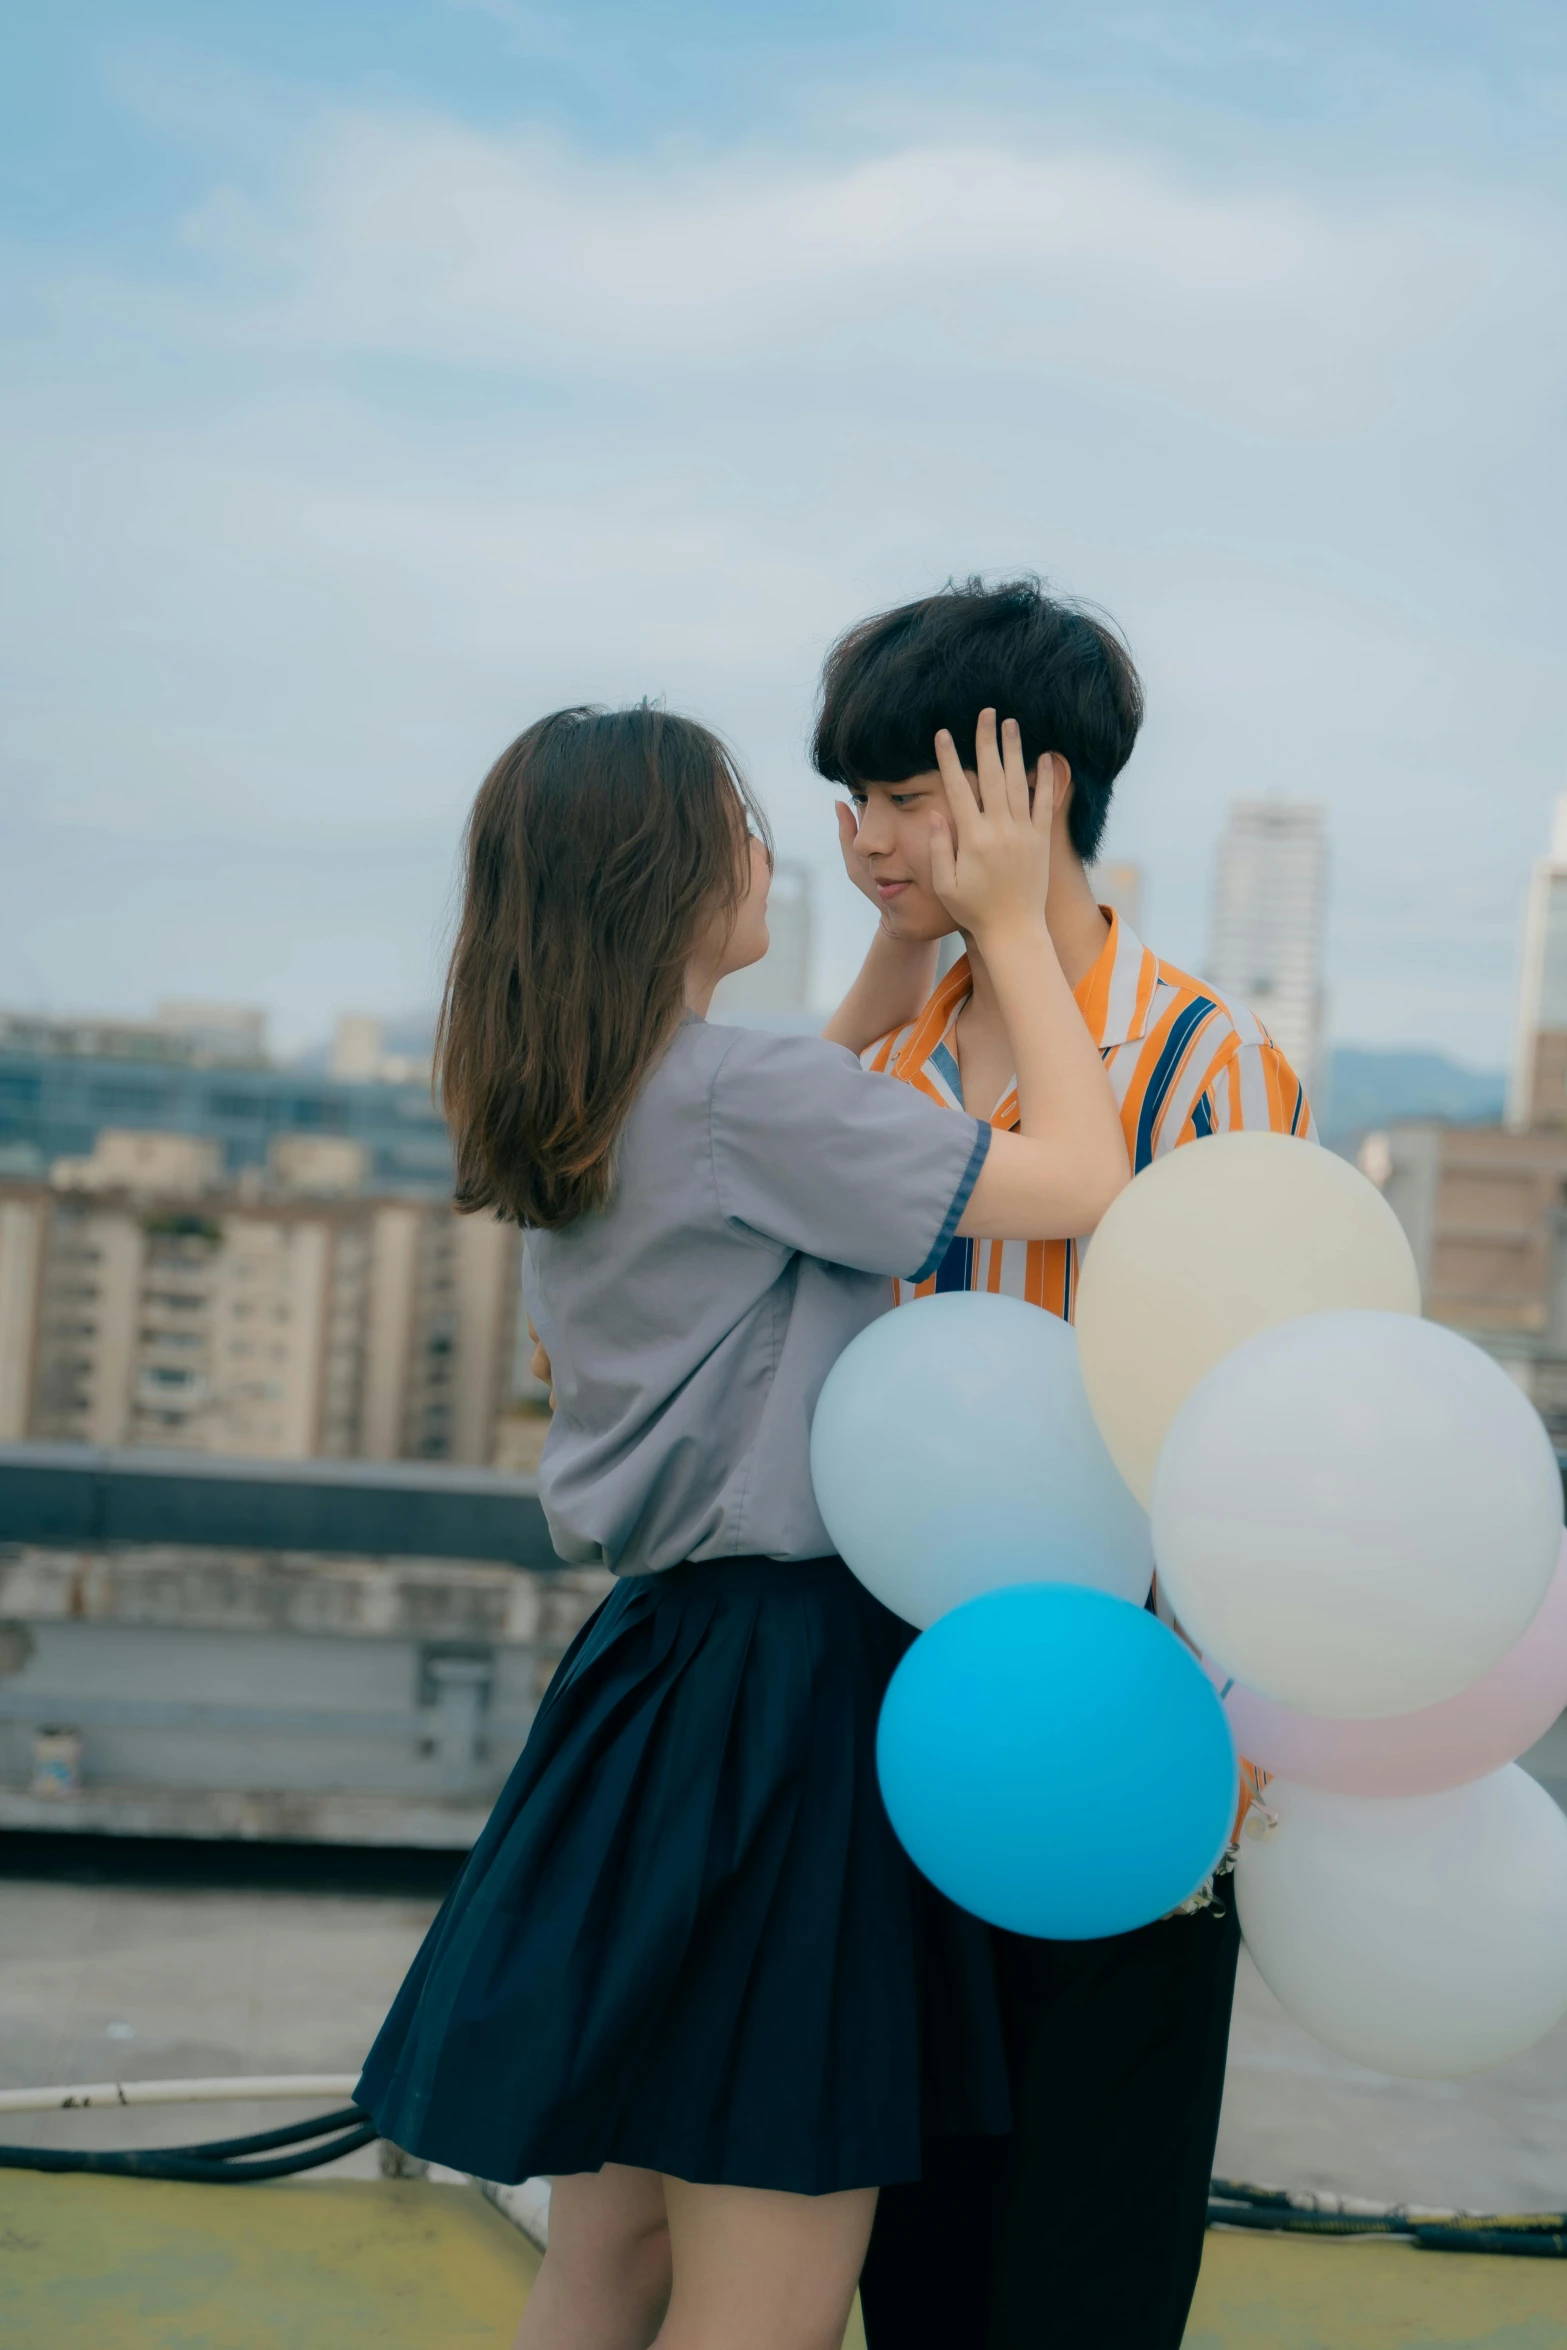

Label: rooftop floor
[3,1834,1567,2346]
[6,2168,1566,2350]
[9,1729,1567,2218]
[6,1799,1567,2213]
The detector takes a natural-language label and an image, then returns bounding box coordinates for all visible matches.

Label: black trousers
[861,1891,1241,2350]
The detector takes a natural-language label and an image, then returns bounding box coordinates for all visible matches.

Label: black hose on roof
[1209,2177,1567,2257]
[0,2104,375,2183]
[0,2128,1561,2253]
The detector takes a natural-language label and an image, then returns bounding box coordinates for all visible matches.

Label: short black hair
[811,577,1143,864]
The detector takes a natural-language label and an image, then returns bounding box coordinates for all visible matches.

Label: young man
[815,578,1314,2350]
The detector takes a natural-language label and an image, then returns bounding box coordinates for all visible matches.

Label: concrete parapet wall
[0,1543,614,1845]
[0,1544,606,1645]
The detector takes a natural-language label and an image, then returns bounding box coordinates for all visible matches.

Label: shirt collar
[892,907,1158,1083]
[1077,908,1161,1049]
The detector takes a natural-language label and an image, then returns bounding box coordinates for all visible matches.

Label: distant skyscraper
[1509,794,1567,1131]
[1086,858,1143,936]
[1206,800,1328,1096]
[710,859,814,1022]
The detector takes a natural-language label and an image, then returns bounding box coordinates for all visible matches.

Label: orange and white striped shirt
[862,910,1316,1318]
[865,910,1314,1851]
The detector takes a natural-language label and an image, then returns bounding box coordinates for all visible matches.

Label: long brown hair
[436,704,770,1229]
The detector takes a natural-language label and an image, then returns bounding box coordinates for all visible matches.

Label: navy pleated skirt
[355,1553,1010,2193]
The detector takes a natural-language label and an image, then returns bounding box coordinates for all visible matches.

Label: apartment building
[1361,796,1567,1439]
[0,1005,451,1192]
[0,1131,517,1465]
[1510,794,1567,1131]
[1207,800,1329,1098]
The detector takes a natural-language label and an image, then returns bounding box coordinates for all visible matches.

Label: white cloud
[2,79,1565,1060]
[175,109,1566,437]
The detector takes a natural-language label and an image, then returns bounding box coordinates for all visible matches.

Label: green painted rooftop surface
[5,2172,1567,2349]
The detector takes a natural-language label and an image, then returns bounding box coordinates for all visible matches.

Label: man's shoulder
[1140,947,1276,1060]
[1134,941,1315,1145]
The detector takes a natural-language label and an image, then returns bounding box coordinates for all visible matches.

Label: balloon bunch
[812,1132,1567,2078]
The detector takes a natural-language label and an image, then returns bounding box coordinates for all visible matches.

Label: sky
[3,2,1566,1064]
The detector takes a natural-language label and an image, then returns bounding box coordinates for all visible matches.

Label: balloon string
[1172,1783,1275,1923]
[1218,1678,1235,1702]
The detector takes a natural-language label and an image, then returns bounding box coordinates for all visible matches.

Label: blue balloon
[877,1583,1237,1939]
[812,1292,1151,1627]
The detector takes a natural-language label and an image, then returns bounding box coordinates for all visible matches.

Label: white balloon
[810,1292,1152,1629]
[1151,1310,1562,1716]
[1076,1131,1420,1506]
[1235,1769,1567,2078]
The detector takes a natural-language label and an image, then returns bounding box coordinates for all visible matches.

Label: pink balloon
[1205,1536,1567,1797]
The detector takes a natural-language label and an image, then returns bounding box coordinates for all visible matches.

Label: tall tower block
[1206,800,1329,1098]
[1510,795,1567,1130]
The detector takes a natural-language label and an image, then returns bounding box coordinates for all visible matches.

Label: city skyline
[2,788,1525,1094]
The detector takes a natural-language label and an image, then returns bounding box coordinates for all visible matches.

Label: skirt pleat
[355,1554,1009,2193]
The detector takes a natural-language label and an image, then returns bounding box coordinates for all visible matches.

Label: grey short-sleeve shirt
[529,1017,990,1575]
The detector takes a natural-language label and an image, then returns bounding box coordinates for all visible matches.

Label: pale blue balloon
[877,1583,1238,1938]
[810,1291,1152,1627]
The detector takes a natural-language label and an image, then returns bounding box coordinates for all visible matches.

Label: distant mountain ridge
[1323,1046,1506,1146]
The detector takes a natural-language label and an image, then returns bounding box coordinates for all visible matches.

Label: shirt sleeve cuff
[910,1119,992,1281]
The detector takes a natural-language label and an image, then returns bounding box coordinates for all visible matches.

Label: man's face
[843,774,956,942]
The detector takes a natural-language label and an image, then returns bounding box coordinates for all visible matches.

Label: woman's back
[531,1014,988,1575]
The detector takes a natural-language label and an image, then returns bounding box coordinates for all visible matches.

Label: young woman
[354,701,1127,2350]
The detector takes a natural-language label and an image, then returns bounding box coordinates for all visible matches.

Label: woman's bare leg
[512,2165,672,2350]
[654,2179,876,2350]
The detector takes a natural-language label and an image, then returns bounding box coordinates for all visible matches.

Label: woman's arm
[820,802,941,1052]
[929,716,1128,1241]
[821,927,939,1053]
